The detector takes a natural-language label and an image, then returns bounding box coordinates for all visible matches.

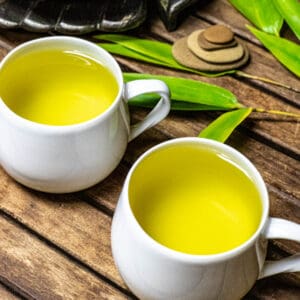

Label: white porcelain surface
[111,137,300,300]
[0,36,170,193]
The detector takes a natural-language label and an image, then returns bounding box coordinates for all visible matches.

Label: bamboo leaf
[96,34,177,66]
[99,43,168,66]
[124,73,241,109]
[127,93,232,111]
[273,0,300,40]
[247,26,300,77]
[95,37,237,77]
[169,102,229,111]
[229,0,283,35]
[198,108,252,142]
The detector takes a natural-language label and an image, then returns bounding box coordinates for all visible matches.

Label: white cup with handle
[112,137,300,300]
[0,36,170,193]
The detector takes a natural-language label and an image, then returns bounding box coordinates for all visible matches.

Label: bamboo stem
[236,71,300,93]
[253,108,300,118]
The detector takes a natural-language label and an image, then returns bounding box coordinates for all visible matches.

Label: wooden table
[0,1,299,299]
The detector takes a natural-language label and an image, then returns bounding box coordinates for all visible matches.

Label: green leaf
[127,93,232,111]
[95,37,237,78]
[247,26,300,77]
[229,0,283,35]
[198,108,252,143]
[96,34,178,66]
[273,0,300,40]
[169,102,229,111]
[99,43,169,66]
[124,73,241,109]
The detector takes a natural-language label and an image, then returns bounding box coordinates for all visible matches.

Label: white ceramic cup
[0,36,170,193]
[112,137,300,300]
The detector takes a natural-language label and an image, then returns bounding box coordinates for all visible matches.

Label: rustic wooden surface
[0,0,299,299]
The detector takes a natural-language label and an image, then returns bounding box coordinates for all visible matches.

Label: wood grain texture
[0,169,126,290]
[245,278,300,300]
[0,282,21,300]
[0,215,126,299]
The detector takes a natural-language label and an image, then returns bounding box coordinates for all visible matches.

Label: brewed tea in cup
[0,37,170,193]
[0,48,119,125]
[112,137,300,300]
[129,142,262,255]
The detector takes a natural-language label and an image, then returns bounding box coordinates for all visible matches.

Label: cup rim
[123,137,269,264]
[0,36,123,134]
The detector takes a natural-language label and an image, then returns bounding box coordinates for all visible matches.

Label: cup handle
[124,79,170,142]
[258,217,300,279]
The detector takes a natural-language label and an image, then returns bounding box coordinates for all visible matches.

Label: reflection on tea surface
[129,144,262,255]
[0,49,119,125]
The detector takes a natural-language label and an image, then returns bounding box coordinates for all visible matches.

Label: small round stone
[203,25,234,44]
[198,31,237,51]
[172,37,249,72]
[187,30,244,63]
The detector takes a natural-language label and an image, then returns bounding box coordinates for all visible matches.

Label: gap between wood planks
[0,278,26,300]
[236,126,300,161]
[0,209,136,299]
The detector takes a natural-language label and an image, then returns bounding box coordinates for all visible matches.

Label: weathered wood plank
[0,170,125,289]
[0,30,41,48]
[0,282,21,300]
[0,214,126,300]
[85,163,128,213]
[116,54,300,156]
[245,278,300,300]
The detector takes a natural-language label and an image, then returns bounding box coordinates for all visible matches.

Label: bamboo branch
[236,71,300,93]
[253,107,300,118]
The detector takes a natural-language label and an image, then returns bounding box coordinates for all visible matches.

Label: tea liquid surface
[129,144,262,255]
[0,49,118,125]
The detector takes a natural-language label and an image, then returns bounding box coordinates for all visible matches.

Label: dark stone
[0,0,204,33]
[0,0,147,34]
[0,0,29,28]
[156,0,199,31]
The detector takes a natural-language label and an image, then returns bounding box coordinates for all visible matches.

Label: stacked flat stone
[172,25,249,72]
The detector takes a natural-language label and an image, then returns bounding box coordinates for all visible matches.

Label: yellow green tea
[0,48,118,125]
[129,144,262,255]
